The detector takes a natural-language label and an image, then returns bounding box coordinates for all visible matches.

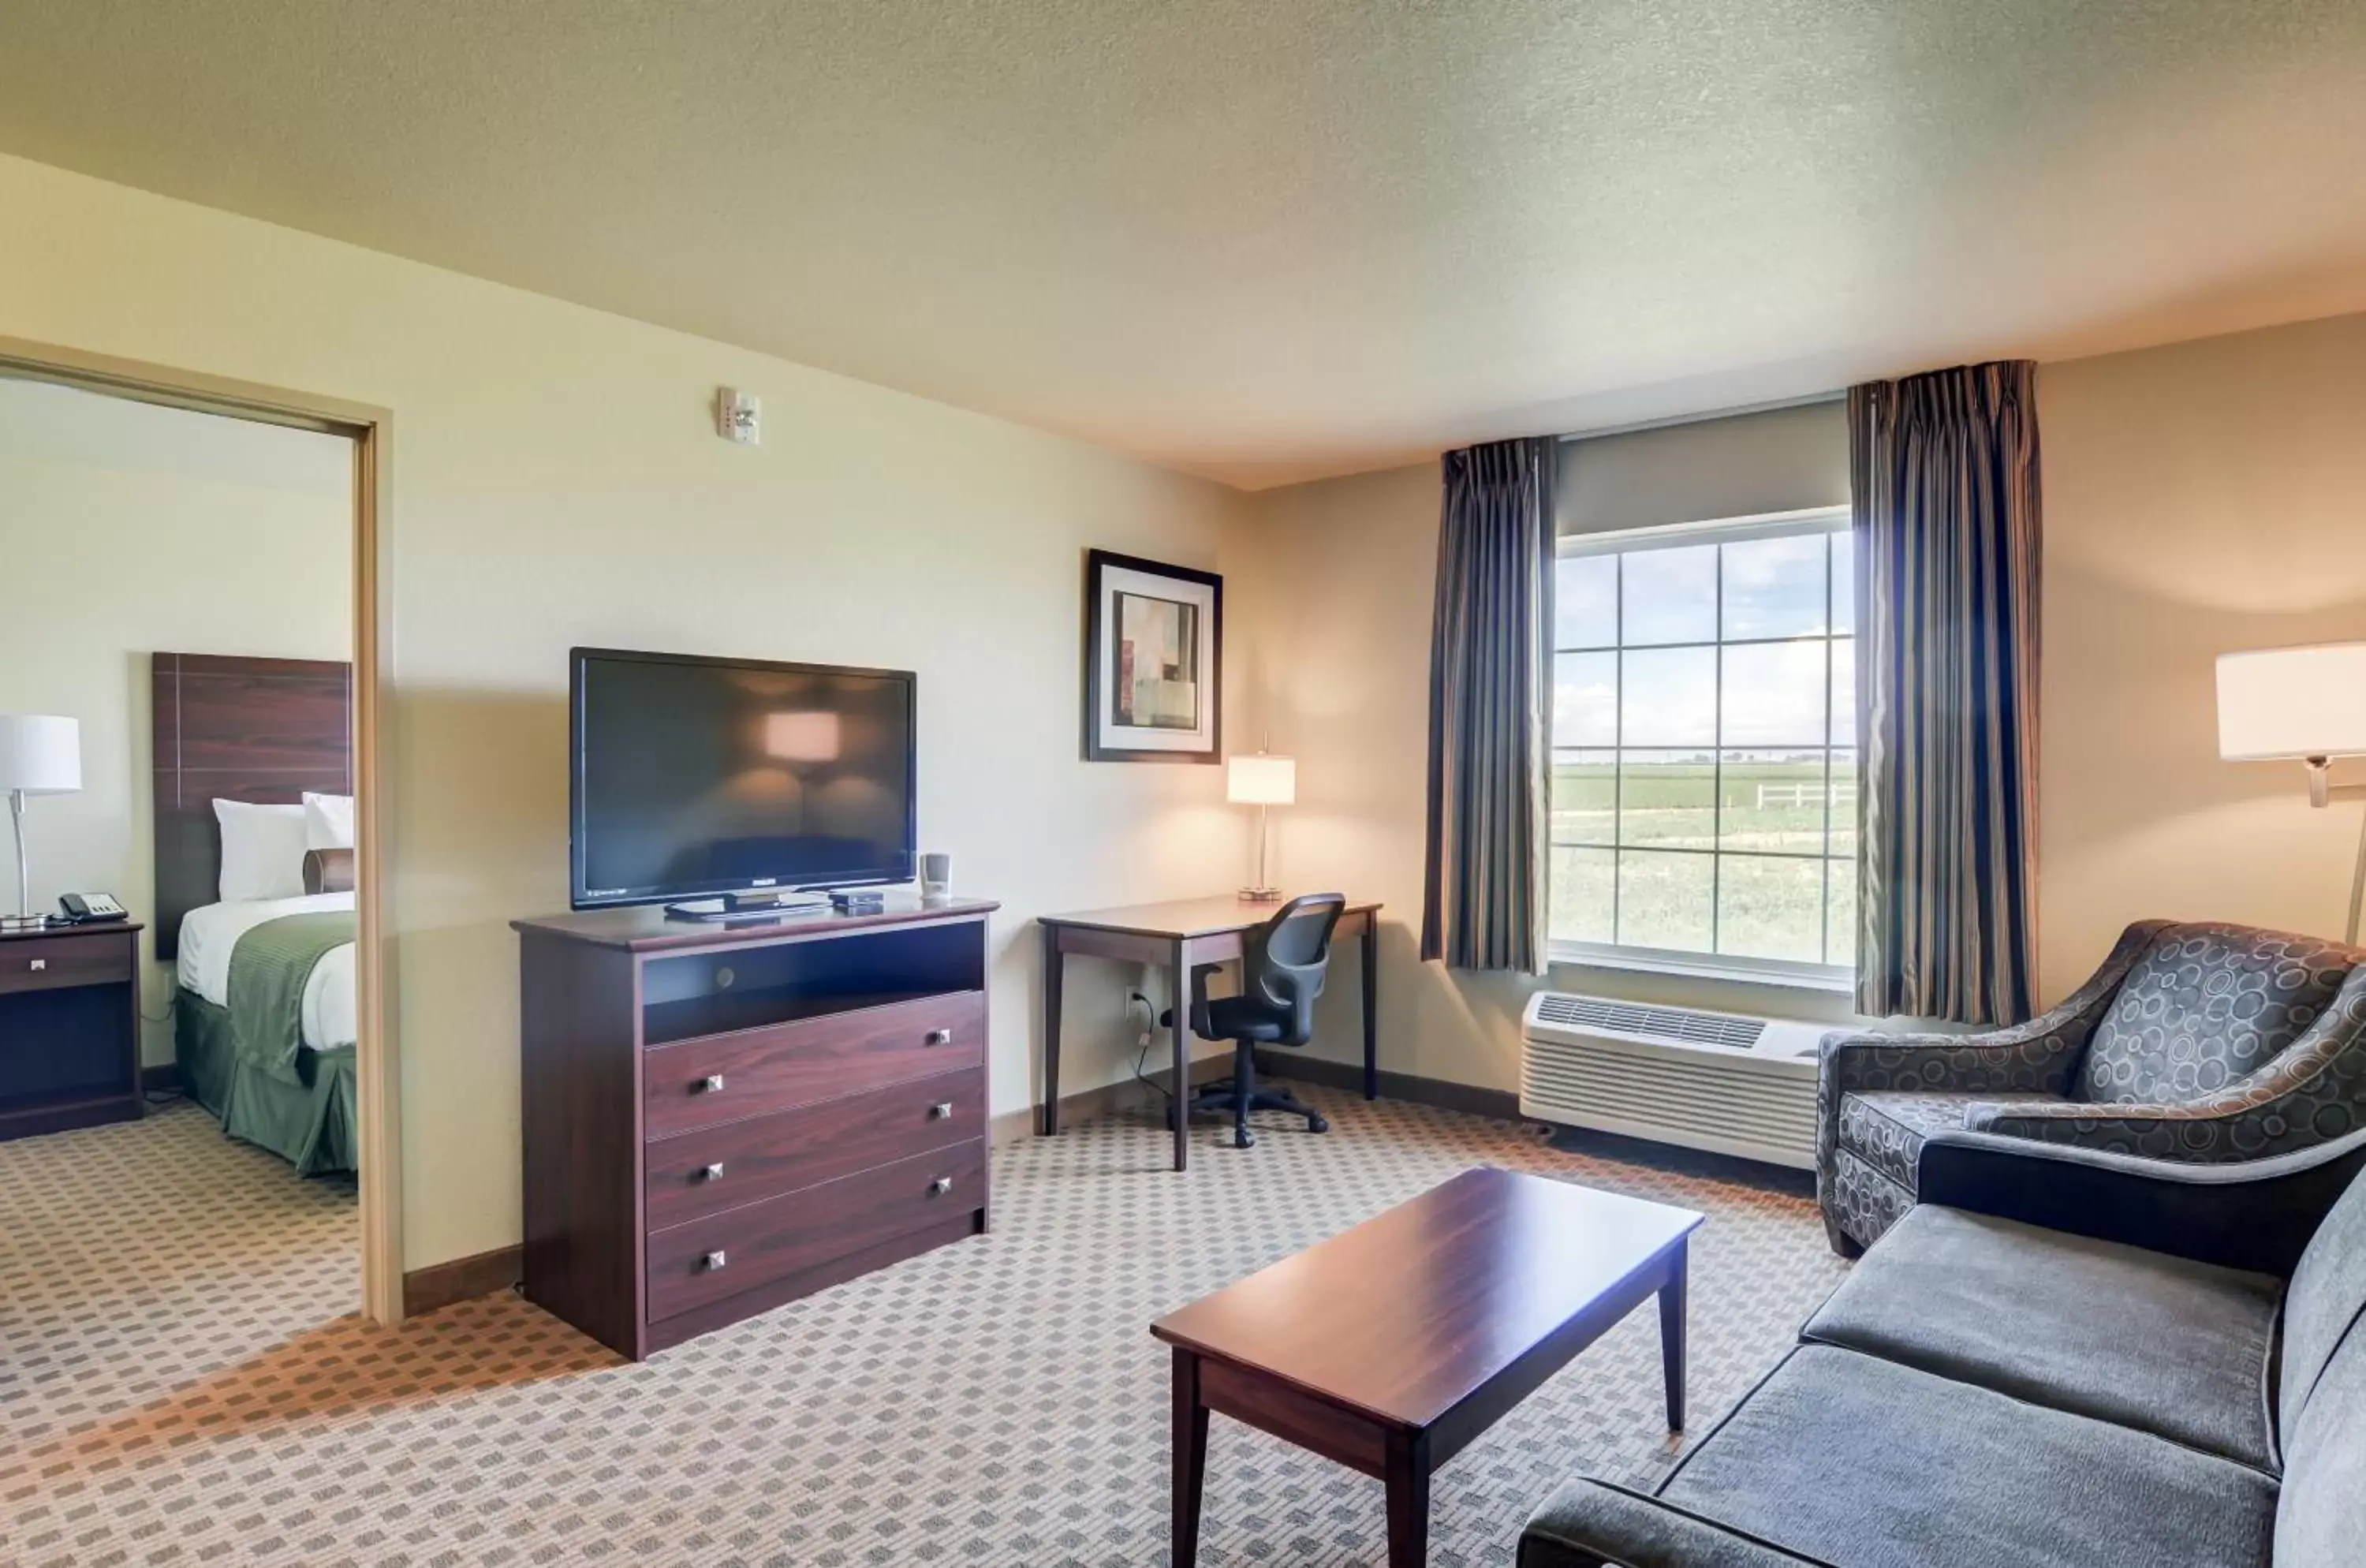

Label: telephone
[56,892,129,924]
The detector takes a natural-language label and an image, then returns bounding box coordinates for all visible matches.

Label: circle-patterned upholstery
[2077,924,2359,1106]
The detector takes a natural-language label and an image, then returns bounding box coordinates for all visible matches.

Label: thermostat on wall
[716,387,760,446]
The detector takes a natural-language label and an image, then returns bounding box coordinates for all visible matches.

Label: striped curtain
[1849,362,2043,1024]
[1421,436,1557,972]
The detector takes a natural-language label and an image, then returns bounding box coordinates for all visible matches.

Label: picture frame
[1082,549,1223,763]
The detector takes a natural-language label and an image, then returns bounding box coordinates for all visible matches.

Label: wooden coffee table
[1151,1167,1703,1566]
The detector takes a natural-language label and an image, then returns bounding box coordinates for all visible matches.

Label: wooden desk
[1038,895,1381,1171]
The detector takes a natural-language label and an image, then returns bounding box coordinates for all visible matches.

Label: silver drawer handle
[924,1028,953,1046]
[699,1073,726,1093]
[928,1176,953,1197]
[927,1102,953,1120]
[28,959,45,972]
[701,1162,726,1182]
[701,1249,728,1271]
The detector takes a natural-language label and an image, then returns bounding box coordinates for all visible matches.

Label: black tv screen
[569,648,916,909]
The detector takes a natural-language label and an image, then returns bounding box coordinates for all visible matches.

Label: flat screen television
[569,648,916,909]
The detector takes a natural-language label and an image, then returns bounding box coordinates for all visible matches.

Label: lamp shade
[0,715,80,794]
[2216,644,2366,760]
[1226,752,1296,806]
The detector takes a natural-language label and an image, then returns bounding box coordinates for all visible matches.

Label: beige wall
[2036,313,2366,997]
[1245,311,2366,1093]
[0,152,1258,1271]
[0,379,353,1065]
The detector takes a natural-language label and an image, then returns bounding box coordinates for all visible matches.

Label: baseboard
[1257,1051,1524,1124]
[141,1064,180,1092]
[993,1055,1233,1146]
[403,1244,523,1318]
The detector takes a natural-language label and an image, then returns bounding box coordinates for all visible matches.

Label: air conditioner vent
[1531,993,1767,1050]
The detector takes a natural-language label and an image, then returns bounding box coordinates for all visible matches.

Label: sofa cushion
[2079,924,2353,1105]
[1802,1206,2280,1470]
[2282,1159,2366,1450]
[1838,1090,2064,1188]
[2275,1315,2366,1568]
[1658,1346,2278,1568]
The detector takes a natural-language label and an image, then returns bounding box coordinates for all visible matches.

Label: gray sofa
[1818,920,2366,1255]
[1519,1124,2366,1568]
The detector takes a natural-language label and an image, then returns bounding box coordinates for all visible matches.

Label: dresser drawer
[0,933,133,995]
[644,991,983,1138]
[646,1140,986,1322]
[645,1066,986,1229]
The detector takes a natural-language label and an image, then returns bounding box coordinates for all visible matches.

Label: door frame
[0,333,405,1323]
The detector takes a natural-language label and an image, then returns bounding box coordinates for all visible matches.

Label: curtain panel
[1421,436,1557,972]
[1849,361,2043,1024]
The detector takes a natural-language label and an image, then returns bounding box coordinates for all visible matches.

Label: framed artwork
[1082,549,1222,763]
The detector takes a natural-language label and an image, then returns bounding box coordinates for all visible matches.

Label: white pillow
[213,799,309,902]
[303,791,356,851]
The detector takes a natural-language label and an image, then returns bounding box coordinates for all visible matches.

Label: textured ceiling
[2,1,2364,488]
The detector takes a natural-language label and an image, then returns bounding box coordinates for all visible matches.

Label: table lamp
[2216,642,2366,943]
[1226,751,1296,902]
[0,714,82,932]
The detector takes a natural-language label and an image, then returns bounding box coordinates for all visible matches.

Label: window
[1550,508,1857,987]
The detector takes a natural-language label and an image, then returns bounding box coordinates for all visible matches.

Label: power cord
[1126,990,1174,1105]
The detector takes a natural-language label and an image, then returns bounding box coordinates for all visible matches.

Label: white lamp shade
[0,715,80,794]
[2216,644,2366,761]
[1226,752,1296,805]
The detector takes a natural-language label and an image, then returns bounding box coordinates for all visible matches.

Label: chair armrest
[1520,1479,1834,1568]
[1185,962,1226,1041]
[1916,1125,2366,1275]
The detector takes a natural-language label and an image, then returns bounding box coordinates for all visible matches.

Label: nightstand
[0,922,144,1142]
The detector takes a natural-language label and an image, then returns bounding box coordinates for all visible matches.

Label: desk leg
[1659,1238,1689,1432]
[1170,936,1191,1172]
[1360,916,1379,1101]
[1041,925,1065,1137]
[1383,1428,1431,1568]
[1172,1348,1207,1567]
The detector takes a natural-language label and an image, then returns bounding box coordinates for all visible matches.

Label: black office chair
[1164,893,1347,1149]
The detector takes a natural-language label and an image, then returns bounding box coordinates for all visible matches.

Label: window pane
[1555,554,1618,650]
[1828,748,1860,857]
[1620,544,1717,646]
[1719,750,1830,854]
[1830,529,1857,635]
[1722,533,1829,640]
[1551,749,1617,846]
[1551,846,1615,944]
[1830,637,1856,743]
[1617,849,1713,953]
[1619,751,1715,849]
[1554,651,1618,746]
[1721,640,1828,745]
[1717,854,1826,961]
[1621,646,1716,746]
[1827,859,1859,969]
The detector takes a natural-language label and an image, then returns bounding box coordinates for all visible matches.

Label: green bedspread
[226,909,356,1085]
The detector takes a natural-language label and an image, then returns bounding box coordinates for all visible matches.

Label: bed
[151,652,360,1178]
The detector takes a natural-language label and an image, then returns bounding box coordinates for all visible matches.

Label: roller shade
[1557,400,1848,537]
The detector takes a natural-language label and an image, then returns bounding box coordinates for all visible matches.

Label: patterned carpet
[1,1088,1849,1566]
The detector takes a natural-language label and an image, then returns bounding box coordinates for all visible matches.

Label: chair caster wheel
[1308,1114,1329,1134]
[1233,1129,1256,1149]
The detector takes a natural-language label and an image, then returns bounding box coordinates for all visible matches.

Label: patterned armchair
[1817,920,2366,1254]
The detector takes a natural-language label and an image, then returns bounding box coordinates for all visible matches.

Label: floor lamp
[2216,643,2366,943]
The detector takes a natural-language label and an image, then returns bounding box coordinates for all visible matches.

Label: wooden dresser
[511,898,996,1359]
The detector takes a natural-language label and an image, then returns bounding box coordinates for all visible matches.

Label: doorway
[0,338,397,1331]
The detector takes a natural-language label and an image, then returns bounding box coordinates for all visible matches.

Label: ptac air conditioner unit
[1519,991,1827,1170]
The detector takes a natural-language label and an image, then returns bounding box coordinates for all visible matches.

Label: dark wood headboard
[150,652,353,961]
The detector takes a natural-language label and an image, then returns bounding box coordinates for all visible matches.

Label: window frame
[1547,504,1858,992]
